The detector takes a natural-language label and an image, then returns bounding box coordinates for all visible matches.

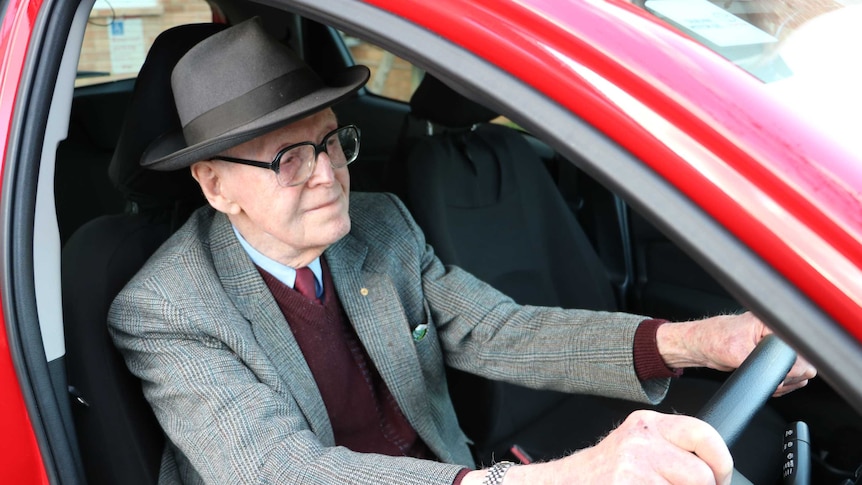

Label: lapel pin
[412,324,428,342]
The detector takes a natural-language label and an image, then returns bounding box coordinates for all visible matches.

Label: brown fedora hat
[141,17,369,171]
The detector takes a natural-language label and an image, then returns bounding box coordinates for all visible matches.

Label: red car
[2,0,860,483]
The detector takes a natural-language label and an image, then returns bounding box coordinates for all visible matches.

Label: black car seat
[387,76,787,483]
[386,74,628,463]
[55,89,129,245]
[62,23,225,485]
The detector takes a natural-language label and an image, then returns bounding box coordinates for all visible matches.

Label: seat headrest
[409,75,498,128]
[108,23,228,207]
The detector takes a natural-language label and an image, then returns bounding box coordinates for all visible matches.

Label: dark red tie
[294,267,321,304]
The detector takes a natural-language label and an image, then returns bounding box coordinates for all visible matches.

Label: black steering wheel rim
[695,334,798,485]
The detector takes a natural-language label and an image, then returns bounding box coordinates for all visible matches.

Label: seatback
[388,75,618,459]
[55,88,130,245]
[62,23,224,485]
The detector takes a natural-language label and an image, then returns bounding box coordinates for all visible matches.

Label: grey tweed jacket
[108,192,668,484]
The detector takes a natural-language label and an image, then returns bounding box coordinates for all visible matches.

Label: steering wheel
[695,334,798,485]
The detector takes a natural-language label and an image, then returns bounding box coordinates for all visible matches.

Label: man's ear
[190,161,241,215]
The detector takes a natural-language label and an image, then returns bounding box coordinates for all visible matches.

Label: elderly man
[109,18,814,485]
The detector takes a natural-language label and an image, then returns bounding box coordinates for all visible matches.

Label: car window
[338,33,521,130]
[338,34,422,102]
[77,0,213,87]
[639,0,843,83]
[637,0,862,155]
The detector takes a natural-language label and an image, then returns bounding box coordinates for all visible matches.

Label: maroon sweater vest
[257,261,434,459]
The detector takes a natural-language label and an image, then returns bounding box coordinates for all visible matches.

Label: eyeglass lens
[277,126,359,186]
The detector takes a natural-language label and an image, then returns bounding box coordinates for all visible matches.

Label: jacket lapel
[207,211,443,454]
[325,235,441,453]
[208,212,335,445]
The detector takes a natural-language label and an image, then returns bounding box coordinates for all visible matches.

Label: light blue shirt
[232,226,323,298]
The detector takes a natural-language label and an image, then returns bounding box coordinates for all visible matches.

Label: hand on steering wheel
[461,335,800,484]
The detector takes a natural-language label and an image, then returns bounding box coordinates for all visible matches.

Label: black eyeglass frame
[208,125,360,187]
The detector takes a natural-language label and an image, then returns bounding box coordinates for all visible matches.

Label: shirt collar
[232,225,323,297]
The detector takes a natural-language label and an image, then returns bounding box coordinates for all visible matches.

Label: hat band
[182,69,321,145]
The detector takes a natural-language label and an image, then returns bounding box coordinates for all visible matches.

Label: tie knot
[294,267,320,303]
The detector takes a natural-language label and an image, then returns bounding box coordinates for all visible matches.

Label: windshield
[641,0,862,154]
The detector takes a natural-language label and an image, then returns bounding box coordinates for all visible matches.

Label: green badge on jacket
[412,324,428,342]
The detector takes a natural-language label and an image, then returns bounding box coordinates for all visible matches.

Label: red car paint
[0,0,50,481]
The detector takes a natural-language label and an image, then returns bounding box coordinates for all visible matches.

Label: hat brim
[141,65,370,171]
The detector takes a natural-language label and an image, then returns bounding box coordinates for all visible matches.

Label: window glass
[639,0,845,83]
[77,0,213,87]
[340,34,422,102]
[637,0,861,155]
[339,33,519,129]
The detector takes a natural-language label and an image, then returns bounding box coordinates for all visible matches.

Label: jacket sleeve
[379,193,670,405]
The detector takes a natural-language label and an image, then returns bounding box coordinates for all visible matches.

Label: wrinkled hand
[462,410,733,485]
[657,312,817,396]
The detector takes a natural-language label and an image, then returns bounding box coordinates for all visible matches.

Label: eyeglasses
[209,125,360,187]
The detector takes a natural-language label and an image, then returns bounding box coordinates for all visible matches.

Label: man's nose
[306,150,336,186]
